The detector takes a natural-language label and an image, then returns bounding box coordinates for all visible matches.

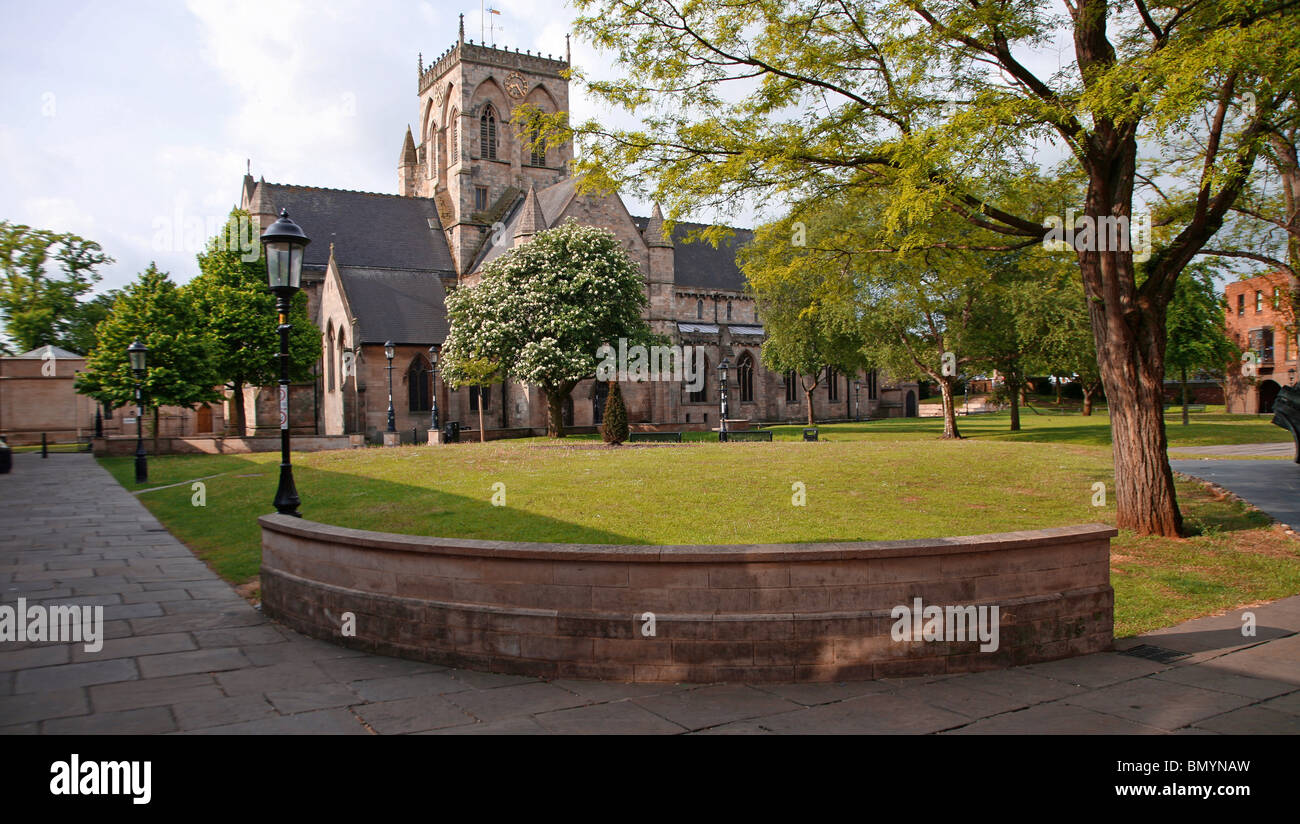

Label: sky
[0,0,648,294]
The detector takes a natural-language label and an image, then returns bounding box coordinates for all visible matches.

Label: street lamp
[384,341,396,433]
[428,344,440,432]
[261,208,310,517]
[854,379,861,422]
[718,357,730,442]
[127,340,148,484]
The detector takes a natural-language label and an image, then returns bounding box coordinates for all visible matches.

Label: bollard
[41,432,48,458]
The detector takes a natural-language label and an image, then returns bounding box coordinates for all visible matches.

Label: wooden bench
[1273,384,1300,463]
[1164,403,1207,413]
[723,430,773,442]
[628,431,683,443]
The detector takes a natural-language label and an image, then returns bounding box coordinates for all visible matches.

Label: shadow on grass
[102,452,638,586]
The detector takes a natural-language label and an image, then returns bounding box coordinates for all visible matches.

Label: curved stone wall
[259,515,1115,682]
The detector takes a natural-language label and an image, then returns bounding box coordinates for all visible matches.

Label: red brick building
[1224,271,1299,414]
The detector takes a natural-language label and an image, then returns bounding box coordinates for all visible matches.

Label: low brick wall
[93,435,353,456]
[259,517,1115,682]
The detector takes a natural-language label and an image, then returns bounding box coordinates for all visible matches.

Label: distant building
[1224,271,1299,414]
[235,22,917,441]
[0,345,222,445]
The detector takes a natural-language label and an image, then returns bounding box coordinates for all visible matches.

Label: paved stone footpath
[2,453,1298,734]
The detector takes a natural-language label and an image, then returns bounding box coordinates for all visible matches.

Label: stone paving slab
[2,452,1299,734]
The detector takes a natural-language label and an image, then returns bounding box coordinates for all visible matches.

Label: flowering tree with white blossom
[441,219,653,437]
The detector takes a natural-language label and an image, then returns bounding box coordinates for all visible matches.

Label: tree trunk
[152,407,160,455]
[804,385,816,426]
[1079,242,1183,537]
[1181,366,1190,426]
[938,377,961,439]
[1008,380,1021,431]
[1054,376,1062,405]
[544,383,574,438]
[478,395,486,443]
[1082,384,1095,416]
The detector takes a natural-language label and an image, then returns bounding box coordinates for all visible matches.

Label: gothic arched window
[726,301,732,320]
[449,109,460,166]
[785,370,798,403]
[696,299,703,319]
[737,352,755,403]
[529,125,546,167]
[326,326,335,392]
[480,105,498,160]
[408,356,430,412]
[689,355,708,403]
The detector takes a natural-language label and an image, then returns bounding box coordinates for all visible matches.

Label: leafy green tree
[600,381,630,444]
[1167,265,1240,425]
[186,210,317,434]
[550,0,1300,536]
[63,290,121,356]
[443,356,501,442]
[441,219,654,437]
[75,265,218,447]
[0,221,113,352]
[742,233,865,425]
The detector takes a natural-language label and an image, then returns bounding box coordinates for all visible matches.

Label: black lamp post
[384,341,396,433]
[428,344,440,432]
[854,379,861,421]
[718,357,730,442]
[127,340,148,483]
[261,209,310,517]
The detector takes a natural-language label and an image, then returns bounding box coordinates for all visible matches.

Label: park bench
[723,430,773,442]
[1272,384,1300,463]
[628,431,683,443]
[1164,403,1206,413]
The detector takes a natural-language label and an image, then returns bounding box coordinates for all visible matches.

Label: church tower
[403,15,572,275]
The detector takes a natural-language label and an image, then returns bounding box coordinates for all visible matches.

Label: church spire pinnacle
[458,13,465,44]
[514,184,547,242]
[644,202,672,247]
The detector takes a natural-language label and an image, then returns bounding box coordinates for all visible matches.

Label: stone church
[237,20,918,441]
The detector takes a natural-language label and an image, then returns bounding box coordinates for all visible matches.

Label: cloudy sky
[0,0,644,293]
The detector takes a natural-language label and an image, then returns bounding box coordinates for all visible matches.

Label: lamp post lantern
[854,379,861,422]
[261,208,310,517]
[127,340,148,484]
[384,341,396,433]
[428,344,440,432]
[718,357,730,442]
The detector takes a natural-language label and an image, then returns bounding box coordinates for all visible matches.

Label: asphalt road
[1169,458,1300,528]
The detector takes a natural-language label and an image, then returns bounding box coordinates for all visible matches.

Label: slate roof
[631,217,753,292]
[12,344,82,359]
[336,267,450,345]
[259,183,455,275]
[473,178,578,271]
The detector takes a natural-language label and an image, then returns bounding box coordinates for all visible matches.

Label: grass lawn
[100,409,1300,638]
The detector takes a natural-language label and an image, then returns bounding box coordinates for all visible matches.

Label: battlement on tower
[420,41,569,94]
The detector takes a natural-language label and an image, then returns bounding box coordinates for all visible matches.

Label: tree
[63,290,121,357]
[75,265,219,448]
[1166,264,1240,425]
[186,210,317,434]
[441,219,654,437]
[443,356,500,442]
[600,381,630,444]
[0,221,113,352]
[550,0,1300,536]
[743,232,865,425]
